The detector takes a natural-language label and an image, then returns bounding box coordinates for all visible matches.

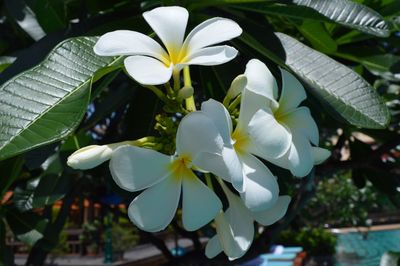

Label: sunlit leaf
[276,32,390,128]
[0,37,122,161]
[292,0,390,37]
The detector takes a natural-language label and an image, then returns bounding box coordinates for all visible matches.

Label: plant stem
[183,66,196,112]
[173,70,180,91]
[144,85,169,103]
[164,82,174,96]
[205,173,214,190]
[126,136,157,146]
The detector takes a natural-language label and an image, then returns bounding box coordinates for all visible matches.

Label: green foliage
[108,223,139,252]
[278,227,337,256]
[292,0,390,37]
[80,220,102,251]
[303,171,394,227]
[275,32,390,129]
[5,208,48,246]
[0,0,398,264]
[0,37,122,160]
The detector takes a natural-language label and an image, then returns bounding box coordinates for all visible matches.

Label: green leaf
[32,174,70,208]
[0,37,122,161]
[275,32,390,129]
[0,156,24,199]
[297,21,337,53]
[292,0,390,37]
[34,0,67,32]
[5,208,48,246]
[335,30,374,45]
[0,57,16,73]
[360,54,400,81]
[32,154,69,208]
[234,3,330,22]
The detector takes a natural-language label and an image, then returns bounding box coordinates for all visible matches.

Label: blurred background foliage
[0,0,399,265]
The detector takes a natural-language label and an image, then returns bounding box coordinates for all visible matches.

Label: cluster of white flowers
[67,6,330,260]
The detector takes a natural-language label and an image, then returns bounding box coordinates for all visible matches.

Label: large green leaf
[34,0,67,33]
[5,208,48,246]
[275,32,390,129]
[292,0,390,37]
[0,37,121,161]
[233,3,330,22]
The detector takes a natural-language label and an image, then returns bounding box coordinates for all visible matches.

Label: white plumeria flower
[94,6,242,85]
[240,59,331,177]
[186,99,279,212]
[205,182,291,260]
[109,113,225,232]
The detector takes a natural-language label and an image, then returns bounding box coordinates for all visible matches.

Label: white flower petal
[143,6,188,56]
[244,59,278,107]
[278,69,306,113]
[200,99,233,145]
[182,17,242,54]
[110,146,172,192]
[218,183,254,260]
[248,108,292,159]
[214,209,253,261]
[205,235,223,259]
[124,55,173,85]
[93,30,168,62]
[193,147,244,192]
[240,154,279,212]
[236,88,268,132]
[128,176,181,232]
[252,195,291,226]
[312,147,331,165]
[176,112,224,158]
[182,171,222,231]
[180,45,238,67]
[287,133,314,177]
[280,107,319,145]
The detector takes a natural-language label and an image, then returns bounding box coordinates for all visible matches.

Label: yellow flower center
[169,154,194,181]
[163,44,189,66]
[232,128,250,155]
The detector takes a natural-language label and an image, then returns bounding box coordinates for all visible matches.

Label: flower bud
[178,86,194,100]
[67,144,116,170]
[226,74,247,101]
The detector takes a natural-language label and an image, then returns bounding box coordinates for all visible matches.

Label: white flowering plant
[0,1,397,264]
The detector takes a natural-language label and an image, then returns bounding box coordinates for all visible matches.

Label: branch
[140,231,175,262]
[171,220,202,251]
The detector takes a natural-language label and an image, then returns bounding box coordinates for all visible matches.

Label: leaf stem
[73,135,80,149]
[144,85,169,103]
[164,83,174,96]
